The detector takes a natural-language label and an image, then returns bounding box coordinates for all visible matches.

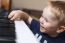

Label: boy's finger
[10,14,19,20]
[8,11,15,18]
[11,17,21,21]
[10,15,16,20]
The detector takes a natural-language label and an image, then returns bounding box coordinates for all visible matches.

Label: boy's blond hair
[49,1,65,24]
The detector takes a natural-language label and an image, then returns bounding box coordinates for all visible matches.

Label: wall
[12,0,65,10]
[12,0,48,10]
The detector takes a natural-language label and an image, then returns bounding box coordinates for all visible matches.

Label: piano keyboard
[0,9,16,43]
[0,17,15,43]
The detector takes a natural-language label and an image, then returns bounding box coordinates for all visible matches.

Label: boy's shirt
[29,19,65,43]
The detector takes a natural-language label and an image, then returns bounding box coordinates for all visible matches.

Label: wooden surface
[1,0,11,10]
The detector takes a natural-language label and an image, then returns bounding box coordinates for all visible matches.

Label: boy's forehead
[43,6,53,16]
[42,6,56,19]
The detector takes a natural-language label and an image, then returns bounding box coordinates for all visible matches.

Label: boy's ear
[57,26,65,33]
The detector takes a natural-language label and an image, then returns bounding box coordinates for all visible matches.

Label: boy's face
[39,6,60,35]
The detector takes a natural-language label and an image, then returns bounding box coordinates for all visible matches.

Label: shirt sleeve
[29,19,40,34]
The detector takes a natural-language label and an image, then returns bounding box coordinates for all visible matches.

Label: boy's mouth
[40,26,46,32]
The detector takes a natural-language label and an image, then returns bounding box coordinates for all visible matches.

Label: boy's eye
[43,17,48,22]
[45,18,48,22]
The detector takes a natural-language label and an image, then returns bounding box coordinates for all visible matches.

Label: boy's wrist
[28,16,33,24]
[21,12,32,24]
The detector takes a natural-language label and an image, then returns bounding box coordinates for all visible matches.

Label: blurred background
[1,0,65,20]
[12,0,65,20]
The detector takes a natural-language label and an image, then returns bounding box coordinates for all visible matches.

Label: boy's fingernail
[11,18,13,21]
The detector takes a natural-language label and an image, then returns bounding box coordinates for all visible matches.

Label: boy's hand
[8,10,29,21]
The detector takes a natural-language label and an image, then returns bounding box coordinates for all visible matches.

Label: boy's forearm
[22,12,33,24]
[28,16,33,24]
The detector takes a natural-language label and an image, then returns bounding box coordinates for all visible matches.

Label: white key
[15,20,39,43]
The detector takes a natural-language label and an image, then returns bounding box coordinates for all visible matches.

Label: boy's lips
[40,23,44,28]
[40,26,46,32]
[40,23,47,31]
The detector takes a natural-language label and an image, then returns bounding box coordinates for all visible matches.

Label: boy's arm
[28,16,33,24]
[8,10,33,24]
[8,10,40,34]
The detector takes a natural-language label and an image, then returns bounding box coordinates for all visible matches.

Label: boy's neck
[48,33,59,37]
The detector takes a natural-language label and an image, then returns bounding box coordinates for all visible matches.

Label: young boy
[8,1,65,43]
